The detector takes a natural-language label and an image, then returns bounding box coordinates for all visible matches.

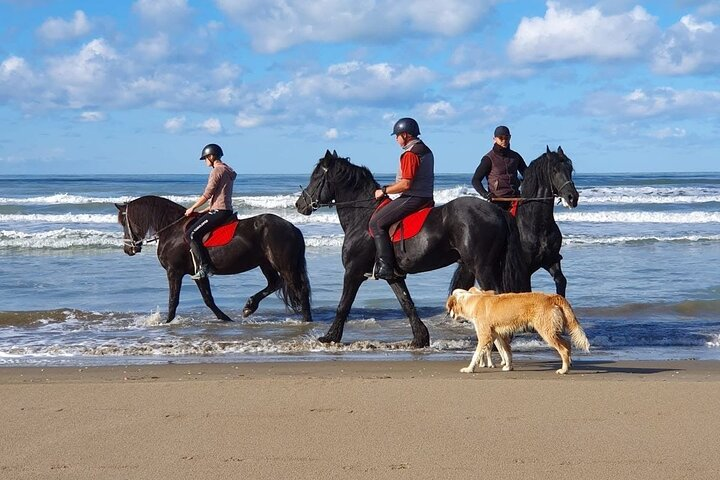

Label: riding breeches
[368,196,433,236]
[186,209,234,247]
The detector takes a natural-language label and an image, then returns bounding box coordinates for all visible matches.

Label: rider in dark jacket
[369,118,434,280]
[472,125,527,211]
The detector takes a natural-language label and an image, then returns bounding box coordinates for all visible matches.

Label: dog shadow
[521,359,682,376]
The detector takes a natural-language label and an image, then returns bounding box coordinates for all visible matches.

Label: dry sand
[2,359,720,479]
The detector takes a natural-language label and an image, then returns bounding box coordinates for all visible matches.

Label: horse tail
[277,226,313,320]
[449,263,476,295]
[501,212,531,293]
[555,296,590,352]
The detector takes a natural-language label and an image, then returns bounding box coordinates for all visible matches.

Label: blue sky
[1,0,719,175]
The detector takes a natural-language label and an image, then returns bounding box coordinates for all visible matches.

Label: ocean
[1,171,719,366]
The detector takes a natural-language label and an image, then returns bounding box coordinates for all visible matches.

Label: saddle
[184,214,239,248]
[369,198,434,243]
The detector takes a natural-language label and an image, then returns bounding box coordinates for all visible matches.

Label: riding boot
[189,241,214,280]
[373,230,400,280]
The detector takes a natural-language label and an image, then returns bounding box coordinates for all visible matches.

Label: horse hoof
[318,335,338,344]
[242,308,254,318]
[410,339,430,348]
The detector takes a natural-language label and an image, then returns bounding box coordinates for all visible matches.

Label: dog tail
[556,296,590,352]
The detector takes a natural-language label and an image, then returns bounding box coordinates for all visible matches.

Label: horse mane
[129,195,186,235]
[326,155,380,191]
[522,150,574,197]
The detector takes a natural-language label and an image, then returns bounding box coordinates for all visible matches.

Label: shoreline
[3,359,720,479]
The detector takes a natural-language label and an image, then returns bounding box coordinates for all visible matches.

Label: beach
[3,359,720,479]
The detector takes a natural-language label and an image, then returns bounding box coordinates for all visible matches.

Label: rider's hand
[374,188,385,200]
[484,192,495,201]
[185,207,194,216]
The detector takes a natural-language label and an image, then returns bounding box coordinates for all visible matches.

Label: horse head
[545,146,579,208]
[115,201,144,255]
[296,149,339,215]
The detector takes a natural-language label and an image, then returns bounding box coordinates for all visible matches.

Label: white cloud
[134,34,171,61]
[235,113,263,128]
[422,101,456,119]
[37,10,91,42]
[293,61,435,104]
[47,38,118,91]
[164,116,186,133]
[79,111,105,122]
[508,2,659,63]
[132,0,191,28]
[653,15,720,75]
[584,87,720,118]
[200,117,222,134]
[214,0,497,53]
[0,56,33,81]
[647,127,686,139]
[324,128,339,139]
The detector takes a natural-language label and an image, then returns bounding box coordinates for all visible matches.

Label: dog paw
[460,367,475,373]
[502,365,513,371]
[556,368,568,374]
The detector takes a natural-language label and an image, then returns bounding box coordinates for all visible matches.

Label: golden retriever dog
[446,288,590,374]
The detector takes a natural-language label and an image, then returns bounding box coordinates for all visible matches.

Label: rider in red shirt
[369,118,434,280]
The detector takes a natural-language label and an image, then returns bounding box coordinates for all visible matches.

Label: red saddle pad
[370,199,433,243]
[203,220,239,247]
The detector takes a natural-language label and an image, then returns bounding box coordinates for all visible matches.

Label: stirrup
[190,266,213,280]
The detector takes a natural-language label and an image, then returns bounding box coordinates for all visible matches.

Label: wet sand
[2,359,719,479]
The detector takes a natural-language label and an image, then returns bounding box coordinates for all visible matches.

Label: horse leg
[546,261,567,297]
[319,272,366,344]
[387,279,430,348]
[166,269,182,323]
[449,264,476,293]
[193,276,233,322]
[242,263,281,318]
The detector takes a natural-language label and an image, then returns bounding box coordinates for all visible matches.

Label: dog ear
[445,294,457,318]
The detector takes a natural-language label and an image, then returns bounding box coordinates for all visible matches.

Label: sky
[1,0,719,175]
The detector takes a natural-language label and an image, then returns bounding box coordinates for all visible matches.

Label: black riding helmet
[200,143,224,160]
[391,118,420,137]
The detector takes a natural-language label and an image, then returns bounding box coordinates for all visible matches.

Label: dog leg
[461,331,493,373]
[495,335,513,371]
[539,330,572,374]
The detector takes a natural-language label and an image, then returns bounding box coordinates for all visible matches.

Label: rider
[184,143,237,280]
[369,117,434,280]
[472,125,527,211]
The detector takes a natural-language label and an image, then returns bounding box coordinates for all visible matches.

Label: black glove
[484,191,495,201]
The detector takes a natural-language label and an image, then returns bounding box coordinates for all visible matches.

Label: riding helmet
[200,143,224,160]
[391,118,420,137]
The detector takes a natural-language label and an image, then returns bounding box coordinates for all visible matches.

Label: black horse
[115,195,312,323]
[451,146,579,296]
[295,150,530,347]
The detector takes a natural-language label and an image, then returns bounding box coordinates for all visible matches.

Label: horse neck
[132,196,184,237]
[518,167,556,222]
[333,184,377,233]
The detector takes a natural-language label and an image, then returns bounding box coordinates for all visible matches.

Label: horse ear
[546,145,551,154]
[332,150,338,158]
[558,145,564,155]
[114,203,126,211]
[324,149,333,160]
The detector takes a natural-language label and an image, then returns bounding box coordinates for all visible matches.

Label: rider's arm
[472,156,492,199]
[517,154,528,179]
[375,151,418,198]
[185,194,208,216]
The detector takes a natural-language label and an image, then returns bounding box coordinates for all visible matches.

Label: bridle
[299,164,377,211]
[120,203,185,253]
[121,204,144,254]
